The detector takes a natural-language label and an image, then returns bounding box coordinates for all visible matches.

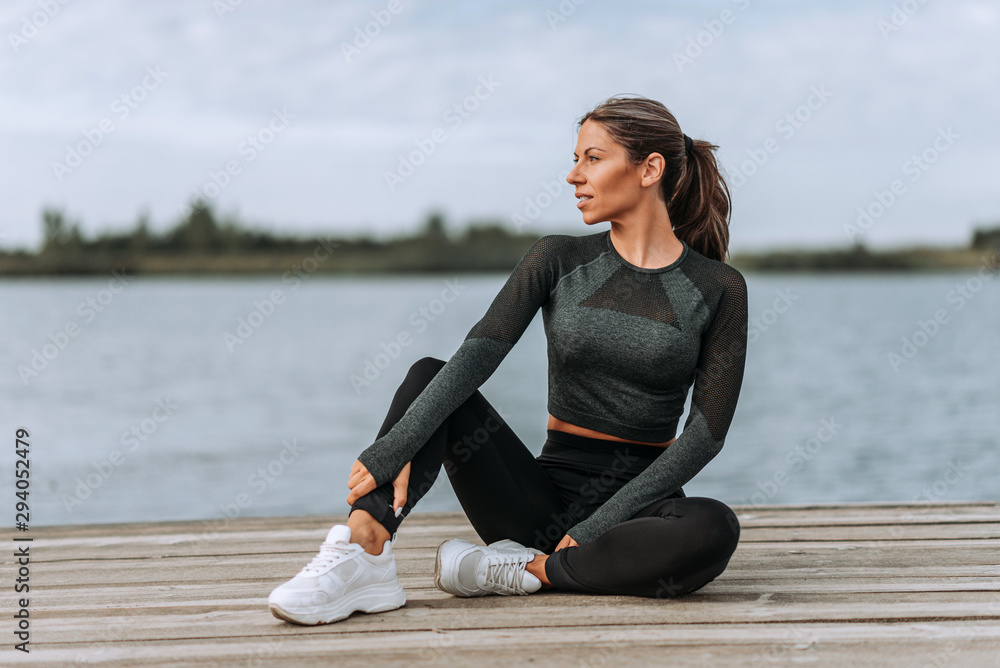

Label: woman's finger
[346,476,374,506]
[553,533,578,552]
[347,460,369,489]
[391,461,411,513]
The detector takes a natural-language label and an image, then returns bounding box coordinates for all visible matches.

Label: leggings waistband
[541,429,667,470]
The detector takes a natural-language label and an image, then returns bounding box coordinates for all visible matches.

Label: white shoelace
[299,540,358,576]
[480,552,533,595]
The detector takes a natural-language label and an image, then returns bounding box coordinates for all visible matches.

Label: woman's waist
[546,411,678,448]
[537,428,666,473]
[546,414,676,447]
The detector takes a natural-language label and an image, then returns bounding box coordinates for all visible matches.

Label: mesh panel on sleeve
[678,258,749,441]
[464,235,563,344]
[355,234,566,487]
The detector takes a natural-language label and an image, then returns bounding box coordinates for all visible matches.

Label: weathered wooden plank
[22,592,1000,647]
[25,565,1000,609]
[27,537,1000,560]
[23,510,1000,552]
[25,541,1000,592]
[11,622,1000,668]
[9,499,997,541]
[21,522,1000,567]
[7,644,1000,668]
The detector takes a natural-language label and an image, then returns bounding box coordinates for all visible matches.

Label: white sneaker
[434,538,545,597]
[268,525,406,625]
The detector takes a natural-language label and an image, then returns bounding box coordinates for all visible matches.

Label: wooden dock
[7,501,1000,666]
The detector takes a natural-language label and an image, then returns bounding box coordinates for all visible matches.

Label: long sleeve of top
[355,229,749,546]
[355,235,556,489]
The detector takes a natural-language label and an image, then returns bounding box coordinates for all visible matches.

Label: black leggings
[350,357,740,598]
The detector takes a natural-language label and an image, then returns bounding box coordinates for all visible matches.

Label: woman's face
[567,119,647,226]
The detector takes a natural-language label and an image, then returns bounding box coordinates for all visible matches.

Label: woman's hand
[347,459,411,515]
[554,533,579,552]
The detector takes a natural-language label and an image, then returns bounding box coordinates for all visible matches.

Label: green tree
[421,210,448,244]
[41,207,84,255]
[174,200,221,252]
[130,211,151,253]
[41,208,68,253]
[971,225,1000,251]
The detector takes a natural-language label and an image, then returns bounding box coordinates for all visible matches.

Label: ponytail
[667,139,731,263]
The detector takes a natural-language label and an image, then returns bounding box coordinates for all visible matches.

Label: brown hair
[577,95,732,262]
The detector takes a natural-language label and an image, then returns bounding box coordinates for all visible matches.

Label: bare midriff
[547,414,676,448]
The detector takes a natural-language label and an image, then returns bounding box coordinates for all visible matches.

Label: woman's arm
[355,235,561,488]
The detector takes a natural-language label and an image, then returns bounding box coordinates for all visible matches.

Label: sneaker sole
[269,580,406,625]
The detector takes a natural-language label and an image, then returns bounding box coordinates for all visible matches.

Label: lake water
[2,268,998,528]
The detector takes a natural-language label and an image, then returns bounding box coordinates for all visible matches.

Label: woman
[268,94,749,625]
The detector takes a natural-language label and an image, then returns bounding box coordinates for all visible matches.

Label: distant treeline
[0,201,543,275]
[1,200,998,275]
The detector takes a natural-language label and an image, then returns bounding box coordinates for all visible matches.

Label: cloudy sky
[2,0,997,251]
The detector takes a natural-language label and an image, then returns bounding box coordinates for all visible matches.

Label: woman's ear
[640,152,665,189]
